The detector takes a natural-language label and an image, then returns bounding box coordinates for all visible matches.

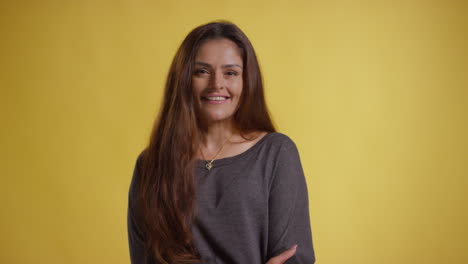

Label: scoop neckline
[195,132,276,169]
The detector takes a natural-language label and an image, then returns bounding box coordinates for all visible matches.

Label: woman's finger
[266,244,298,264]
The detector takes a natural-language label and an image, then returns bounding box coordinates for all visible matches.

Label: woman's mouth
[201,96,230,104]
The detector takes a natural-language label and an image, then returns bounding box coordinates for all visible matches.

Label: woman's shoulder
[264,132,298,149]
[247,132,301,161]
[135,148,148,169]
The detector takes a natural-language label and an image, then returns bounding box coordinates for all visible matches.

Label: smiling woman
[127,21,316,264]
[192,38,244,124]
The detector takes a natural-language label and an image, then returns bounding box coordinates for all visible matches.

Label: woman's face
[192,38,243,124]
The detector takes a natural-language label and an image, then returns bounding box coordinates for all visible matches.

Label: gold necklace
[200,134,233,170]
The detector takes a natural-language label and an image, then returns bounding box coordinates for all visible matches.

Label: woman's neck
[200,119,238,152]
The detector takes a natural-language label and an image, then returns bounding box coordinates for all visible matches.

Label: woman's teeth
[203,96,228,101]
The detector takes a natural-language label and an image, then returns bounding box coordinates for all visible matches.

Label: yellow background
[1,0,467,263]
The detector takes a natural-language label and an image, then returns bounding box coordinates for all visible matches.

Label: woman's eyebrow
[195,61,243,69]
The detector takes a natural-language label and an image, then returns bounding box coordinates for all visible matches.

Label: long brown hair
[138,20,276,264]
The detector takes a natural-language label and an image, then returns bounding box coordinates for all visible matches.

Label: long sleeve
[267,138,316,264]
[127,153,153,264]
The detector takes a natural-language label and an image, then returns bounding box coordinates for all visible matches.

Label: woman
[127,21,315,264]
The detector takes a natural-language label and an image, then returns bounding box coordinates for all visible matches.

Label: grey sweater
[128,132,315,264]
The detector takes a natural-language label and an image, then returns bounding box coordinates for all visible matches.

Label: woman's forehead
[195,39,243,65]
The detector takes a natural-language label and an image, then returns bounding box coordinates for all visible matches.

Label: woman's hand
[266,245,298,264]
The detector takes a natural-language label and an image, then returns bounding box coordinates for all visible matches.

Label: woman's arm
[127,153,152,264]
[266,137,316,264]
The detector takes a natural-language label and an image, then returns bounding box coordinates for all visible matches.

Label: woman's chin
[202,114,235,124]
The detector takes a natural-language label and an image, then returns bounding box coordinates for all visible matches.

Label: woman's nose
[210,70,225,90]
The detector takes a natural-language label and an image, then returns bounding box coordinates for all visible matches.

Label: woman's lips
[201,96,230,104]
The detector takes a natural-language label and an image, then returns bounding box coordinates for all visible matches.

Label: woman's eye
[195,69,209,75]
[226,71,238,76]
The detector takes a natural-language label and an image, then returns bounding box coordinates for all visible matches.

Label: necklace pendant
[206,162,213,170]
